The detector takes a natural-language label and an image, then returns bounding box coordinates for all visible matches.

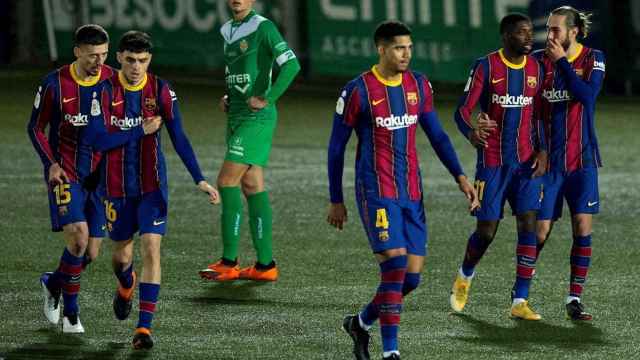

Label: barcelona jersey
[328,66,464,203]
[28,64,114,183]
[455,49,544,168]
[533,45,605,172]
[103,72,205,198]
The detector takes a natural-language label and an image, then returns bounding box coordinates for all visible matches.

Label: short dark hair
[550,6,593,39]
[499,13,531,35]
[74,24,109,46]
[374,21,411,46]
[118,31,153,53]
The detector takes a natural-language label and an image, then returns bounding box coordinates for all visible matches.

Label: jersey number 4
[375,208,389,230]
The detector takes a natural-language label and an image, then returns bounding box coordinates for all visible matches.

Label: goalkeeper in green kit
[199,0,300,282]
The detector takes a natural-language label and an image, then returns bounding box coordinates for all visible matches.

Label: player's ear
[73,46,80,59]
[116,52,123,65]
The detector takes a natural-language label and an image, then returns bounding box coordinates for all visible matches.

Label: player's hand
[546,38,567,63]
[142,116,163,135]
[531,150,548,178]
[457,175,480,211]
[469,113,496,148]
[327,202,348,230]
[219,95,229,113]
[247,96,268,112]
[48,163,69,186]
[198,181,220,205]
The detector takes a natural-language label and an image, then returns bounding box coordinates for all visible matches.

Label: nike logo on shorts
[153,220,165,226]
[587,201,598,207]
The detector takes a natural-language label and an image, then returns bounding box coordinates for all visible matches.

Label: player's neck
[233,8,252,22]
[71,62,95,82]
[374,64,402,83]
[501,48,525,65]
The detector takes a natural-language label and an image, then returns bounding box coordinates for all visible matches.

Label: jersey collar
[118,71,147,92]
[567,43,584,63]
[498,48,526,69]
[371,65,402,87]
[69,63,101,86]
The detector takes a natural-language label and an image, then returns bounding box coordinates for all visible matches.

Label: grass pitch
[0,70,639,359]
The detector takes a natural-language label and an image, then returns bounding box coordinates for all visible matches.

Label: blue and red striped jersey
[455,49,544,168]
[103,71,205,198]
[28,64,114,182]
[328,66,464,202]
[533,45,605,172]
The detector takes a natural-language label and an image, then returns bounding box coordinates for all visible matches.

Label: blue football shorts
[472,163,543,221]
[538,167,599,220]
[48,182,106,237]
[105,190,167,241]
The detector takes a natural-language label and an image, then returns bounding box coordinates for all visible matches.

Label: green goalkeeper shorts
[225,113,276,167]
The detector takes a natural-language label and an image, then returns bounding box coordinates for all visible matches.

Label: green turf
[0,70,639,359]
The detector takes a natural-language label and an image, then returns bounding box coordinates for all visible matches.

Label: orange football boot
[198,260,240,281]
[238,264,279,281]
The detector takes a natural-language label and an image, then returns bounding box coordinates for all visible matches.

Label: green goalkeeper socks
[247,191,273,266]
[220,186,243,262]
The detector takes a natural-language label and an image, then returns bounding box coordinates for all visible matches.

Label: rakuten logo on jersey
[543,88,572,103]
[375,114,418,130]
[111,115,142,130]
[65,113,88,126]
[491,94,533,108]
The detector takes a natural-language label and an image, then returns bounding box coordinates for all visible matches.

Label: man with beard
[449,13,548,320]
[327,21,478,359]
[533,6,605,321]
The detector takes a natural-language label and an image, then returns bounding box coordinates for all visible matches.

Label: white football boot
[40,272,61,324]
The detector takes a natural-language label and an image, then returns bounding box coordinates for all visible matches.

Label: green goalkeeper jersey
[221,10,298,121]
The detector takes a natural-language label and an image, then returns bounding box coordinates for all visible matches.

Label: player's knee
[536,222,552,244]
[241,179,261,195]
[64,224,89,254]
[517,211,537,233]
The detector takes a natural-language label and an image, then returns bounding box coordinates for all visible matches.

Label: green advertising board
[47,0,273,68]
[307,0,528,82]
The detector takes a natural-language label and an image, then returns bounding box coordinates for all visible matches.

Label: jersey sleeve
[556,50,605,106]
[417,76,465,180]
[159,81,205,184]
[262,20,301,104]
[454,59,488,139]
[327,80,361,203]
[27,78,58,172]
[84,85,145,152]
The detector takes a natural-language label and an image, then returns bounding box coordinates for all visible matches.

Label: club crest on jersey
[375,113,418,130]
[145,97,157,111]
[58,205,68,216]
[527,76,537,88]
[407,92,418,105]
[239,40,249,53]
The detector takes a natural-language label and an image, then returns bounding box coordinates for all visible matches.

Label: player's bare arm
[327,202,348,230]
